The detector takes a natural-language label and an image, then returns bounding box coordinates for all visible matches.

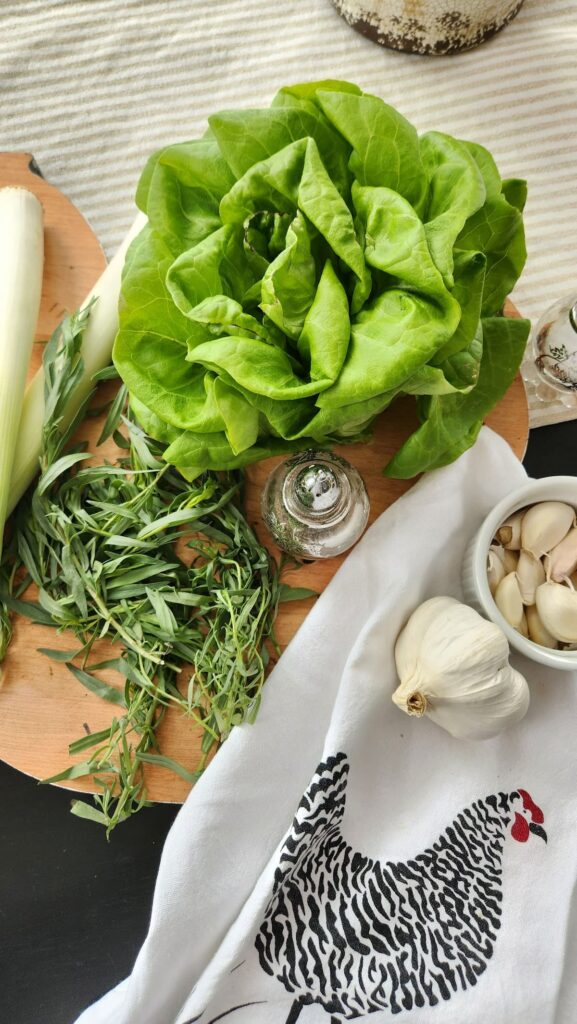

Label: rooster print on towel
[255,753,547,1022]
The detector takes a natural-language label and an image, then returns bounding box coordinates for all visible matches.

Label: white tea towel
[75,427,577,1024]
[2,1,577,425]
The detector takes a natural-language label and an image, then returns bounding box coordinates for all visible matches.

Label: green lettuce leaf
[260,212,317,338]
[316,89,427,213]
[316,286,460,408]
[384,316,530,478]
[136,140,234,255]
[457,191,526,316]
[210,94,352,196]
[163,429,304,473]
[420,131,486,286]
[117,81,529,480]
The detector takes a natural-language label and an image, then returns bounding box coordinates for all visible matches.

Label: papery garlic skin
[536,581,577,643]
[517,550,546,605]
[425,665,529,741]
[496,510,524,550]
[494,572,524,630]
[393,597,530,741]
[526,604,558,649]
[521,501,575,557]
[545,527,577,583]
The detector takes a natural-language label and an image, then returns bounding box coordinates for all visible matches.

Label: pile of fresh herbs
[0,308,303,834]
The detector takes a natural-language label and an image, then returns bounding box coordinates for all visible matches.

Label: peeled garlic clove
[490,543,505,564]
[487,548,506,595]
[535,580,577,643]
[545,526,577,582]
[518,611,528,638]
[526,604,558,649]
[516,550,546,605]
[494,572,524,630]
[521,501,575,557]
[496,510,524,550]
[502,549,519,574]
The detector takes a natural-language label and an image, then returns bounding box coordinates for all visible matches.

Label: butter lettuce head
[114,81,529,479]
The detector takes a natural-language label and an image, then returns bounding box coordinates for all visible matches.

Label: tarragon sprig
[0,308,308,835]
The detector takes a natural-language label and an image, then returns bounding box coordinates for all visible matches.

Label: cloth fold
[76,428,577,1024]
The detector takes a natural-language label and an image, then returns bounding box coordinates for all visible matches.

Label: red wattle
[518,789,545,824]
[511,812,530,843]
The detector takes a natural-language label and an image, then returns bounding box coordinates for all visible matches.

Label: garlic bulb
[496,510,524,550]
[545,527,577,583]
[516,550,546,605]
[526,604,557,649]
[487,547,505,595]
[521,501,575,557]
[393,597,530,741]
[535,581,577,643]
[494,572,524,630]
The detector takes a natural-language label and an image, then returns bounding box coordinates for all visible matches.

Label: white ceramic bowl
[462,476,577,671]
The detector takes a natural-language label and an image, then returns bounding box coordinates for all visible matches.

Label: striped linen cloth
[1,0,576,424]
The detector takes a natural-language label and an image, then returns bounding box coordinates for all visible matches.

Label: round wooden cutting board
[0,154,529,804]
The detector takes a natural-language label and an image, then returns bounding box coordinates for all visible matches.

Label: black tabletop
[0,423,573,1024]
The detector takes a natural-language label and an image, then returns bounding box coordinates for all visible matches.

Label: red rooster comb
[511,789,547,843]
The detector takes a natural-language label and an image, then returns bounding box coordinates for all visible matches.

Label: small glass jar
[522,294,577,412]
[261,450,370,559]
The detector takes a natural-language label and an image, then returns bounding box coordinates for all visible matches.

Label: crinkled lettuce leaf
[384,316,530,477]
[114,80,529,480]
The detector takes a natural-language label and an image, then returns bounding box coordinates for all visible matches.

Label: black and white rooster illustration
[255,752,547,1022]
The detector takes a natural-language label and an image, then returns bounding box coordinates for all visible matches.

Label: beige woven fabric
[1,0,576,424]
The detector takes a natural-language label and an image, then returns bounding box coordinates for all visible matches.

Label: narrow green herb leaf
[91,365,120,383]
[16,532,44,587]
[37,453,91,495]
[70,800,110,825]
[66,664,125,706]
[136,752,201,784]
[136,506,209,539]
[0,596,56,626]
[41,760,95,784]
[69,727,116,755]
[278,584,319,602]
[0,601,12,661]
[145,587,178,636]
[96,383,128,445]
[37,648,84,663]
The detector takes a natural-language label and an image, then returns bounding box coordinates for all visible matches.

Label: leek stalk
[6,211,147,517]
[0,187,44,558]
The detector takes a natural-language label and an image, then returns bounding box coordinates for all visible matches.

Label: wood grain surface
[0,154,529,804]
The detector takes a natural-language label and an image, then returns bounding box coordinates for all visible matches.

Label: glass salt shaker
[522,293,577,411]
[261,450,370,559]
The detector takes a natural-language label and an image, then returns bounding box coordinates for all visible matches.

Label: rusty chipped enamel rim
[331,0,526,56]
